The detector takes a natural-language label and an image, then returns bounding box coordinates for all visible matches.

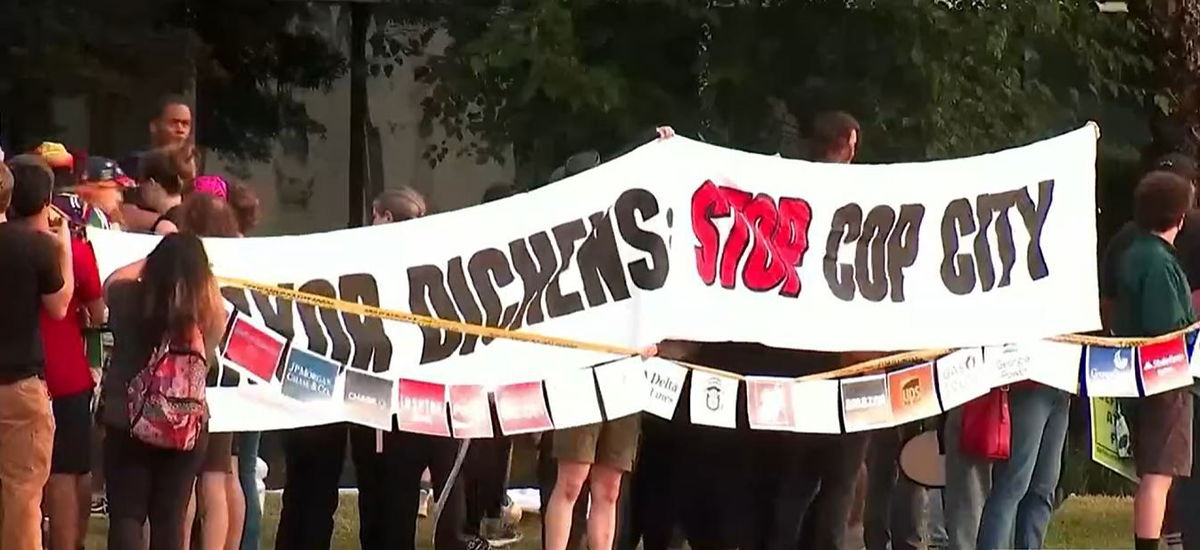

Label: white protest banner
[643,359,688,420]
[1085,346,1139,398]
[792,380,842,434]
[595,359,647,420]
[91,125,1099,432]
[544,369,603,429]
[935,348,988,410]
[690,371,739,429]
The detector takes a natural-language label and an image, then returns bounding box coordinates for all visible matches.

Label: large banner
[91,125,1100,431]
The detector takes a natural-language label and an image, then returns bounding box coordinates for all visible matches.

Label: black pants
[782,433,870,550]
[464,433,511,535]
[864,426,927,550]
[363,429,467,550]
[105,428,208,550]
[276,423,468,550]
[627,416,679,550]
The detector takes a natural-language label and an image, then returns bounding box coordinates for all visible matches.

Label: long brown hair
[137,233,223,349]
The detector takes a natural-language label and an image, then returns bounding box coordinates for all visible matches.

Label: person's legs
[802,432,870,550]
[976,386,1056,550]
[147,432,208,550]
[227,461,246,550]
[235,431,262,550]
[349,424,390,550]
[377,429,431,550]
[942,406,991,550]
[47,389,92,550]
[428,435,469,550]
[1137,475,1176,540]
[631,416,676,550]
[864,429,900,550]
[546,462,592,550]
[105,429,153,550]
[1133,389,1193,547]
[275,423,348,550]
[587,465,624,550]
[1178,399,1200,550]
[1014,389,1070,549]
[767,434,821,550]
[0,377,55,550]
[199,433,234,550]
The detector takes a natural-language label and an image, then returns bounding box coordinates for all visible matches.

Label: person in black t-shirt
[0,155,74,549]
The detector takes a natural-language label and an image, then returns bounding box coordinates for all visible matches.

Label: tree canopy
[416,0,1160,185]
[0,0,345,159]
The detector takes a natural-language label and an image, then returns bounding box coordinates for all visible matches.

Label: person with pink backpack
[100,232,227,550]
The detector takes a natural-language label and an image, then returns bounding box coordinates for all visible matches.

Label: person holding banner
[275,187,454,550]
[1110,170,1198,550]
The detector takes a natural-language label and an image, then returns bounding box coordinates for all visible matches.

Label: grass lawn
[83,493,1134,549]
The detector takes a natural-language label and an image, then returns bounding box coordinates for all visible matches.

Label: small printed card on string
[495,382,554,435]
[792,380,841,434]
[841,374,894,432]
[448,385,493,439]
[888,363,942,425]
[397,380,450,436]
[544,369,603,429]
[643,358,687,420]
[280,348,340,402]
[936,348,988,410]
[690,370,739,429]
[342,369,396,430]
[984,343,1033,388]
[595,358,647,420]
[1139,336,1192,396]
[1189,331,1200,378]
[1085,346,1139,397]
[1028,341,1083,394]
[221,313,289,383]
[746,377,798,431]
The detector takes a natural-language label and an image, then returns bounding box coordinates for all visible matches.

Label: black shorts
[201,432,234,473]
[1133,389,1194,476]
[52,390,93,474]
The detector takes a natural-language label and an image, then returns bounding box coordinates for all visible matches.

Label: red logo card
[1139,337,1192,396]
[397,380,449,436]
[221,315,288,383]
[495,382,553,435]
[448,385,493,439]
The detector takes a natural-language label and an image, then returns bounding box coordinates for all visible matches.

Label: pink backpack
[127,334,209,451]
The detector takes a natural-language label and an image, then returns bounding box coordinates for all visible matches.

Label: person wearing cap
[60,156,137,233]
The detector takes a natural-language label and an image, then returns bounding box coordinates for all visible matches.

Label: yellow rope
[217,275,1193,381]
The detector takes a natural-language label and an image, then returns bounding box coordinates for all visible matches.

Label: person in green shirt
[1112,171,1197,550]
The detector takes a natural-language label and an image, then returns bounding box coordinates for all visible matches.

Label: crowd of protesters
[0,96,1197,550]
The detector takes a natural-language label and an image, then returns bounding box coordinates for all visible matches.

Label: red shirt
[41,238,102,398]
